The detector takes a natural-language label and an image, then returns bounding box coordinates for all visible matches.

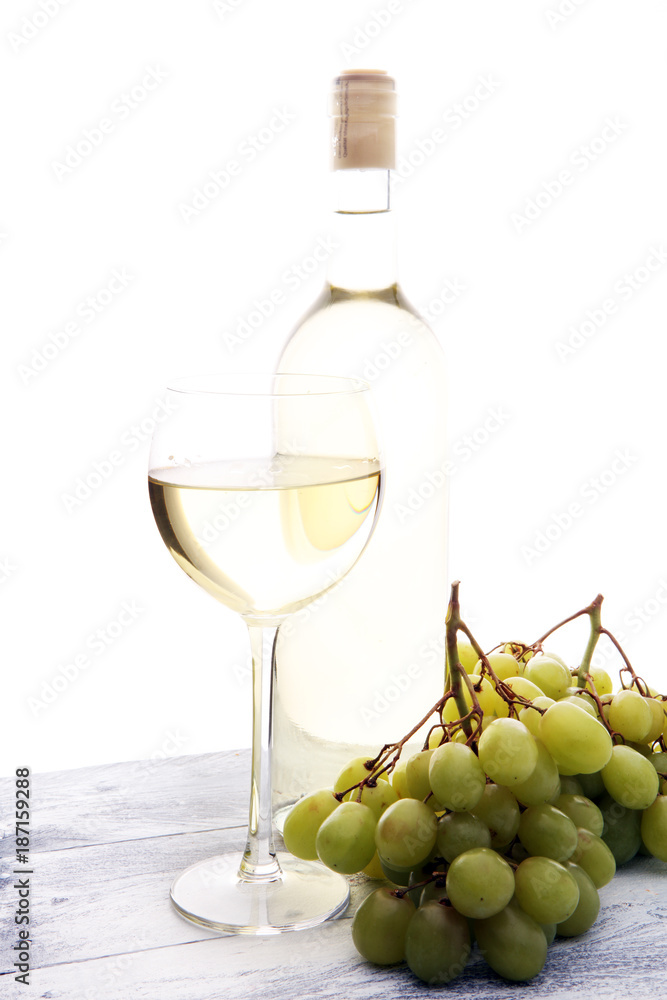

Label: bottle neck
[326,169,398,292]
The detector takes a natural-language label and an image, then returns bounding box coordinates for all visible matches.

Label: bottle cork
[329,69,396,170]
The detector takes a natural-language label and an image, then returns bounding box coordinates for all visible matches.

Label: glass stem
[239,623,282,882]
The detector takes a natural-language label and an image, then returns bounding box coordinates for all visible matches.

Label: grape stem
[446,581,478,739]
[534,592,647,695]
[534,596,602,647]
[457,618,542,720]
[336,585,665,805]
[392,872,447,900]
[576,594,604,688]
[334,692,456,801]
[445,581,540,731]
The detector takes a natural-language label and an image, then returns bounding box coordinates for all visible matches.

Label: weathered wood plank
[0,825,381,973]
[1,751,666,999]
[0,860,665,1000]
[0,752,250,853]
[1,817,666,994]
[0,827,243,972]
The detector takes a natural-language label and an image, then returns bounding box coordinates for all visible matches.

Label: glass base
[170,852,350,934]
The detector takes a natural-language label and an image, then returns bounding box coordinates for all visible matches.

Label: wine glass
[148,373,384,934]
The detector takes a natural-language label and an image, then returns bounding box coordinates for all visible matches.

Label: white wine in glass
[148,373,383,933]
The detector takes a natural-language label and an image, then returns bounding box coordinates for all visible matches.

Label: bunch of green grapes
[282,629,667,986]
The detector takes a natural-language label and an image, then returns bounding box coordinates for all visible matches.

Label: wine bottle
[273,69,448,814]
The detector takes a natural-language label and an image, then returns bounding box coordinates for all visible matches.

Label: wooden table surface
[1,750,666,999]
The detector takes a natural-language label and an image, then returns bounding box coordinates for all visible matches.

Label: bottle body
[273,283,448,808]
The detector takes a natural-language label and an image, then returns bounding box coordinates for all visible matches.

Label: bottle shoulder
[283,283,445,355]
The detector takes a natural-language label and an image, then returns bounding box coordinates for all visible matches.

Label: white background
[3,0,666,776]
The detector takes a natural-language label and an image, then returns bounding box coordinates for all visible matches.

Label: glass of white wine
[148,373,384,934]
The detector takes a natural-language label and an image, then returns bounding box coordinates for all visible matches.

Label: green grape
[472,676,500,716]
[628,741,653,759]
[475,899,547,982]
[376,798,438,870]
[514,856,580,924]
[427,727,446,749]
[511,740,560,806]
[442,675,497,723]
[503,641,528,661]
[608,689,652,742]
[559,695,597,718]
[599,792,642,864]
[554,794,604,836]
[315,801,377,874]
[419,877,449,905]
[455,639,480,674]
[283,788,340,860]
[362,852,385,879]
[504,676,545,702]
[524,655,572,700]
[601,744,660,810]
[405,901,471,985]
[474,651,522,680]
[556,862,600,936]
[649,751,667,776]
[640,794,667,861]
[406,750,438,803]
[584,666,613,697]
[562,687,598,712]
[638,837,653,857]
[341,776,398,819]
[478,718,538,786]
[429,742,486,812]
[470,783,521,849]
[351,887,415,964]
[445,848,515,919]
[541,650,569,670]
[569,827,616,887]
[379,858,413,885]
[539,700,613,774]
[436,810,491,862]
[391,758,410,798]
[510,841,531,863]
[334,756,387,795]
[541,922,557,945]
[558,775,584,796]
[519,695,555,737]
[405,866,434,906]
[575,770,605,799]
[644,698,666,743]
[518,803,578,861]
[599,694,613,723]
[630,679,660,697]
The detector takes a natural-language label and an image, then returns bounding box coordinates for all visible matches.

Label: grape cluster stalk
[282,582,667,985]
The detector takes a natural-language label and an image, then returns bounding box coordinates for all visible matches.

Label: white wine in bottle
[274,70,448,811]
